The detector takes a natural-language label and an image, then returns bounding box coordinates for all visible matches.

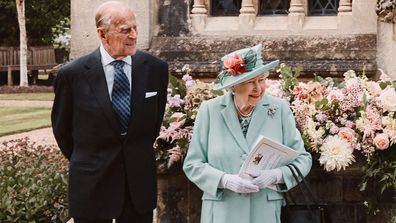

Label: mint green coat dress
[183,92,312,223]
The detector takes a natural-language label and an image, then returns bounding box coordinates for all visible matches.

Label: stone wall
[150,35,377,79]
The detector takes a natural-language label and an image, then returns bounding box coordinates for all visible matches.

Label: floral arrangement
[154,65,223,172]
[266,65,396,172]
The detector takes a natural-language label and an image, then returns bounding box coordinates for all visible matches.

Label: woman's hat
[213,44,279,91]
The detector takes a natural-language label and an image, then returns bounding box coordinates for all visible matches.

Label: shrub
[0,138,68,222]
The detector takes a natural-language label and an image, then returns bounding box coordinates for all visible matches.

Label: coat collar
[220,92,272,153]
[83,48,120,134]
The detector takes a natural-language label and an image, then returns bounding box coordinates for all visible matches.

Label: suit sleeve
[183,101,225,199]
[278,100,312,191]
[51,68,74,160]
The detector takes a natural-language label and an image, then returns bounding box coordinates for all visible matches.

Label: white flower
[266,80,287,99]
[343,70,357,79]
[181,64,191,73]
[378,87,396,111]
[319,135,355,172]
[365,81,382,97]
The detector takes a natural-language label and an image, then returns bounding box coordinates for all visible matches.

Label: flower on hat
[223,54,246,75]
[217,48,258,85]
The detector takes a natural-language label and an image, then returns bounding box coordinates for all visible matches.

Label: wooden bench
[0,46,58,86]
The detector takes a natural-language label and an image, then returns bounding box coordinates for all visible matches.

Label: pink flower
[327,88,344,101]
[169,112,186,129]
[373,133,390,150]
[223,54,246,75]
[338,127,356,144]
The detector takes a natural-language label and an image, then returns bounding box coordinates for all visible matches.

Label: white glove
[219,174,259,193]
[249,169,283,189]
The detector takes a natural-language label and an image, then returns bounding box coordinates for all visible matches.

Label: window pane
[308,0,339,16]
[259,0,290,15]
[211,0,242,16]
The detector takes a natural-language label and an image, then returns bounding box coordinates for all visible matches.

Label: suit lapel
[129,51,148,131]
[220,93,250,153]
[83,49,120,133]
[246,94,270,148]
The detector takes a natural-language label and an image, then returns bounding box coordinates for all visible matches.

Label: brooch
[268,105,278,118]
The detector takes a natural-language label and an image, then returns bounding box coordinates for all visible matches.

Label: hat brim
[213,60,279,91]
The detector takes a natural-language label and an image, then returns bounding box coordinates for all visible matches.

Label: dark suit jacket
[51,48,168,218]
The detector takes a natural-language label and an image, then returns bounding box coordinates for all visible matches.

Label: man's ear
[97,28,106,40]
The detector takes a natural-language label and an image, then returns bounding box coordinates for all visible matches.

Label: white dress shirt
[99,44,132,98]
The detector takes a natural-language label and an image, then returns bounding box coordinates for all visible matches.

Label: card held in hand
[239,135,299,182]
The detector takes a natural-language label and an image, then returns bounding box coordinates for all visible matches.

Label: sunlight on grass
[0,107,51,136]
[0,93,54,101]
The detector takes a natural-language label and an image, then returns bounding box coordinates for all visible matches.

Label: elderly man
[51,1,168,222]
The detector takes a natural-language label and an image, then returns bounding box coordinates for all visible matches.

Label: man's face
[99,10,137,59]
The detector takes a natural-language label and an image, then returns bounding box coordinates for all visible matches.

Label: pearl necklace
[234,98,255,118]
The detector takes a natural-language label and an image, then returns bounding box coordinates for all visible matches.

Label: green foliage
[361,146,396,219]
[244,49,257,72]
[0,138,69,222]
[0,0,70,46]
[277,64,302,98]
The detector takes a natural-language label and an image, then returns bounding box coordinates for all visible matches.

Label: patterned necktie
[111,60,130,134]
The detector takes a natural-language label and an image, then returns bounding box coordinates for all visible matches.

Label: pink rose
[373,133,390,150]
[223,54,246,75]
[338,127,355,143]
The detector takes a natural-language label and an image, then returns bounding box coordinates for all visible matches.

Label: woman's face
[232,74,266,107]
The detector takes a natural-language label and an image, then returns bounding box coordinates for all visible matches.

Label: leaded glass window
[211,0,242,16]
[259,0,290,15]
[308,0,339,15]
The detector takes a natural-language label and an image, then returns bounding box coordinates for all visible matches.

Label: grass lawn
[0,92,54,101]
[0,107,51,136]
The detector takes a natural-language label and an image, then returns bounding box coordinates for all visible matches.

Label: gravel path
[0,127,57,146]
[0,99,53,107]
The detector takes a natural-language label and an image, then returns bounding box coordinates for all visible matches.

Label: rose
[373,133,390,150]
[223,54,246,75]
[378,87,396,111]
[338,127,356,143]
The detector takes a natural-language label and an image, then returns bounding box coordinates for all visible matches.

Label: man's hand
[219,174,259,193]
[249,169,283,189]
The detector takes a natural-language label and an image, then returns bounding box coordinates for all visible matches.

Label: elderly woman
[183,44,312,223]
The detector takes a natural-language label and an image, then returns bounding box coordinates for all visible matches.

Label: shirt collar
[100,44,132,66]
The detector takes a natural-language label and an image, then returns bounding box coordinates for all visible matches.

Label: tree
[16,0,28,86]
[0,0,70,46]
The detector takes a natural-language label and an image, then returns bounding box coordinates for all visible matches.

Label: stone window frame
[190,0,355,35]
